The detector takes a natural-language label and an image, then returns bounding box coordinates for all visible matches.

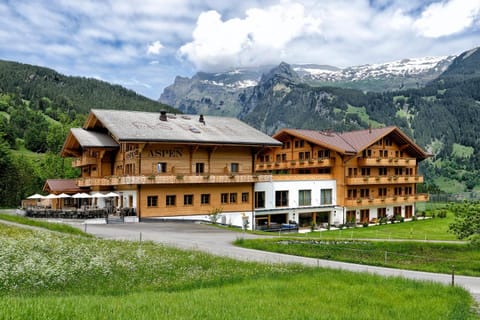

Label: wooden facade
[255,127,430,224]
[60,109,430,227]
[61,109,281,221]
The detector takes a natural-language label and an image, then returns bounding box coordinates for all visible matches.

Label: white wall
[255,179,337,210]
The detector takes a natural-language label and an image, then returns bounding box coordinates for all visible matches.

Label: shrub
[362,222,369,228]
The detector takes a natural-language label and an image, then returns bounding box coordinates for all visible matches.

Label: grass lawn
[0,223,476,319]
[235,238,480,276]
[234,210,480,276]
[304,215,457,241]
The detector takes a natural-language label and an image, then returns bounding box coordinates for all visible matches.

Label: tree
[448,201,480,246]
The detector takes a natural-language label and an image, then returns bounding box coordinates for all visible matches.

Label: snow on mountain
[295,55,456,82]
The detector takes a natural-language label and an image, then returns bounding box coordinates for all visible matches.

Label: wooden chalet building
[61,109,281,226]
[254,126,430,227]
[60,109,429,230]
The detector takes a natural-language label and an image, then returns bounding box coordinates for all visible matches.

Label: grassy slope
[0,223,475,320]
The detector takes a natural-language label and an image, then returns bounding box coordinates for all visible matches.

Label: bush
[412,215,418,221]
[362,222,369,228]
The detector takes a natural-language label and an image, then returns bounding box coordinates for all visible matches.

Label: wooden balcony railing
[344,193,429,207]
[357,157,417,167]
[346,175,424,185]
[72,156,97,167]
[256,157,334,171]
[77,174,272,187]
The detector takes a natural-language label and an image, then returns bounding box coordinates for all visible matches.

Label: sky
[0,0,479,100]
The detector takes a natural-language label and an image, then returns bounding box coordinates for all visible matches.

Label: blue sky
[0,0,479,99]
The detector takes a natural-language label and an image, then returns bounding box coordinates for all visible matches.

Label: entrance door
[346,210,356,224]
[360,209,370,223]
[405,205,413,218]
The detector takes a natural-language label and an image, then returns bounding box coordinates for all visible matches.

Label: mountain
[160,47,480,193]
[0,60,175,114]
[159,54,455,116]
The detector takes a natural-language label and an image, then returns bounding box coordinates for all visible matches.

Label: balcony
[256,157,334,171]
[77,174,272,187]
[346,175,424,185]
[272,174,333,181]
[344,193,429,207]
[357,157,416,167]
[72,156,97,167]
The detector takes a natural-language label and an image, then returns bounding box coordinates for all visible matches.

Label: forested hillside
[0,60,176,207]
[237,48,480,193]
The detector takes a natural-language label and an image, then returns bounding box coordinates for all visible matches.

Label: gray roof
[70,128,119,148]
[90,109,281,146]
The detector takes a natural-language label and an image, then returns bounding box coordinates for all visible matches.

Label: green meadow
[0,220,476,320]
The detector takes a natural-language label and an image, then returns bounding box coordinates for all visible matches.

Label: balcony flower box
[356,198,362,203]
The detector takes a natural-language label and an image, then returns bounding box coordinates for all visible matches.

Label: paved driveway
[83,221,480,303]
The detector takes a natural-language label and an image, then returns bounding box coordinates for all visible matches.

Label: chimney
[199,114,205,125]
[159,111,167,121]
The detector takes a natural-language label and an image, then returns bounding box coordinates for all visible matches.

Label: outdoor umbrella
[104,192,120,197]
[91,192,107,198]
[72,193,92,198]
[72,193,91,208]
[27,193,45,199]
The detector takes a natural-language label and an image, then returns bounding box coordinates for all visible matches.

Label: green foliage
[236,238,480,276]
[0,213,92,237]
[448,201,480,242]
[0,60,175,115]
[0,224,475,319]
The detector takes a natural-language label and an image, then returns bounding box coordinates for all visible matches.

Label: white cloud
[147,41,164,55]
[179,2,322,71]
[413,0,480,37]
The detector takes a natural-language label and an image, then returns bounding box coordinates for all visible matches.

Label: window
[255,191,265,208]
[321,189,332,205]
[360,188,370,198]
[361,168,371,176]
[157,162,167,173]
[276,154,281,162]
[378,208,387,218]
[275,190,289,207]
[230,163,239,173]
[147,196,158,207]
[378,187,387,197]
[166,195,176,207]
[282,154,287,161]
[394,187,402,196]
[201,194,210,204]
[378,167,387,176]
[348,168,358,177]
[404,186,413,195]
[196,162,205,174]
[229,193,237,203]
[362,149,372,158]
[305,151,310,160]
[299,152,305,160]
[298,190,311,206]
[347,189,357,199]
[395,167,403,175]
[184,194,193,206]
[241,192,249,203]
[221,193,229,204]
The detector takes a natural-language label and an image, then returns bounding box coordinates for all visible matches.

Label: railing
[357,157,416,167]
[346,175,424,185]
[344,193,429,206]
[272,174,334,181]
[72,156,97,167]
[77,174,272,187]
[256,157,334,171]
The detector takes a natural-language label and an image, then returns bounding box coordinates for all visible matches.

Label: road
[82,221,480,304]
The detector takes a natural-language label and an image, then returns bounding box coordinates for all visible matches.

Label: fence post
[140,232,142,242]
[451,265,455,286]
[84,223,87,233]
[384,251,387,264]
